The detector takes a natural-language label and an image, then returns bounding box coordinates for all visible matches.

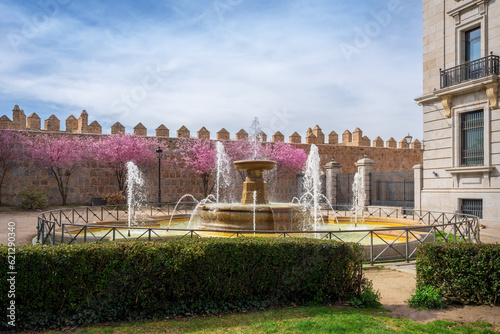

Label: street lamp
[156,147,163,208]
[404,133,413,148]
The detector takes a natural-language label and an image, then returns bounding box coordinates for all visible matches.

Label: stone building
[415,0,500,227]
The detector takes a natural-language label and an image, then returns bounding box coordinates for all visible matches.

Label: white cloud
[0,0,423,142]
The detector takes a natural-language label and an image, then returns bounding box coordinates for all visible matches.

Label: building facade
[415,0,500,227]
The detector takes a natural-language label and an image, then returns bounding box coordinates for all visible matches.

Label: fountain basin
[233,160,276,172]
[195,203,311,231]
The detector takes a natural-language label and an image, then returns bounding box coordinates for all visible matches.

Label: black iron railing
[440,53,499,88]
[37,205,480,264]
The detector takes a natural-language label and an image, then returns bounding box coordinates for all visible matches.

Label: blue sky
[0,0,423,143]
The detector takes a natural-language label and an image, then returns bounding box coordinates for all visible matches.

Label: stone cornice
[435,75,499,97]
[447,0,488,17]
[414,93,440,105]
[445,166,495,174]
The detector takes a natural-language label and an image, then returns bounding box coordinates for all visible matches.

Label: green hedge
[1,238,363,330]
[416,243,500,305]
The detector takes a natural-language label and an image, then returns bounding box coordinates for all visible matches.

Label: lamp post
[405,133,413,149]
[156,147,163,208]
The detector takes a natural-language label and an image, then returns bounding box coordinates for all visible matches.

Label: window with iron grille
[461,110,484,166]
[461,199,483,218]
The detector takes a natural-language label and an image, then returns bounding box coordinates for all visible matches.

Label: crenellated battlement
[0,105,422,149]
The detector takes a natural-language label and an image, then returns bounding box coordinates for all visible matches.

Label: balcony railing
[440,53,499,89]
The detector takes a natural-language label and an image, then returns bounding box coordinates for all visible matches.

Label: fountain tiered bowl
[195,160,312,231]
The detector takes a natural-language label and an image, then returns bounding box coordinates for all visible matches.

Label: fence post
[370,231,374,265]
[324,157,342,206]
[405,230,409,262]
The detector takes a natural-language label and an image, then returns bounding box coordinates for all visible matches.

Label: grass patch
[38,305,497,334]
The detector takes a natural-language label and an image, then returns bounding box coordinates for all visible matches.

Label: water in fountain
[167,194,200,228]
[351,172,366,226]
[301,144,322,231]
[248,117,264,160]
[215,141,233,203]
[126,161,145,233]
[187,194,217,229]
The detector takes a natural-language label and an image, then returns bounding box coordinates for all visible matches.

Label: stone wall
[0,107,423,206]
[0,106,422,149]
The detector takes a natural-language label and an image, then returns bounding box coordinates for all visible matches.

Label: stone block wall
[0,107,423,206]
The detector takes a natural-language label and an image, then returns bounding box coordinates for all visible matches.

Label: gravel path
[364,268,500,329]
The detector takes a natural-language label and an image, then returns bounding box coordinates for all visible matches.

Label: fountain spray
[302,144,322,231]
[126,161,145,236]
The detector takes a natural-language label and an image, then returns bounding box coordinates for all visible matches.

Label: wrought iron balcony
[440,53,499,89]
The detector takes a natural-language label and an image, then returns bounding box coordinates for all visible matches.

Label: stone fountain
[195,160,310,231]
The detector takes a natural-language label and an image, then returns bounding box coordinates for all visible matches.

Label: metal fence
[370,171,414,208]
[37,205,480,264]
[336,173,355,206]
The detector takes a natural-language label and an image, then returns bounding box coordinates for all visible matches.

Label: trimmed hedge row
[416,243,500,305]
[1,238,363,330]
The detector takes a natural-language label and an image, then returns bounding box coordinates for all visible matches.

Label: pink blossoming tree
[263,141,308,177]
[94,134,160,191]
[0,130,27,206]
[27,134,95,205]
[175,138,216,198]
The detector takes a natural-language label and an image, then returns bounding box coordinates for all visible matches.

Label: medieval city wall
[0,107,423,206]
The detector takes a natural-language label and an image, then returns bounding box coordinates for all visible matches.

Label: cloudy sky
[0,0,423,142]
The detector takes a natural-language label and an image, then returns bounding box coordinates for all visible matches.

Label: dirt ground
[364,268,500,329]
[0,208,41,246]
[1,208,500,328]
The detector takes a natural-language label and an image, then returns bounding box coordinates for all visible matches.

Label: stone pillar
[12,105,26,130]
[236,129,248,140]
[353,128,363,145]
[155,124,169,137]
[197,127,210,139]
[111,122,125,135]
[260,131,267,142]
[78,110,88,133]
[216,128,230,140]
[412,139,422,149]
[0,115,13,129]
[312,125,324,144]
[398,138,409,149]
[328,131,338,144]
[177,125,190,138]
[87,121,102,134]
[324,157,342,206]
[272,131,284,142]
[386,137,397,148]
[65,115,78,132]
[305,131,317,144]
[44,115,60,131]
[27,113,41,130]
[413,164,423,211]
[373,136,384,147]
[342,130,352,145]
[289,132,301,144]
[133,123,147,136]
[354,154,376,206]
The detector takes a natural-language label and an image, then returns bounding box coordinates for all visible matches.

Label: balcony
[440,53,499,89]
